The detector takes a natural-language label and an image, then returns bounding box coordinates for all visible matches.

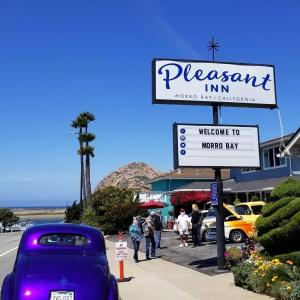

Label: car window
[235,205,251,215]
[207,209,215,217]
[251,205,263,215]
[39,234,88,246]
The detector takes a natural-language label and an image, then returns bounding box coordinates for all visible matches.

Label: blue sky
[0,0,299,206]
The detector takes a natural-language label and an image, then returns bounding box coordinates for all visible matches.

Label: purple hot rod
[1,224,119,300]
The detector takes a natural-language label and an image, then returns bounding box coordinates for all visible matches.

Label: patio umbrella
[139,200,165,209]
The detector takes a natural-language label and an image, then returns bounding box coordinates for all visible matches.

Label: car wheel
[229,230,244,243]
[202,230,208,242]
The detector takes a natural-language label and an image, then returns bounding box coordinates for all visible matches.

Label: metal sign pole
[209,38,225,270]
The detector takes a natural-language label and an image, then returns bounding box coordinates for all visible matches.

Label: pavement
[107,230,244,275]
[105,239,271,300]
[0,231,22,287]
[0,231,271,299]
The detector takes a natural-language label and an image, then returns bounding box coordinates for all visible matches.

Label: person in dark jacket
[191,204,203,247]
[152,210,163,249]
[143,215,156,259]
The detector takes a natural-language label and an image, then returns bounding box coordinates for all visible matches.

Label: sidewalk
[105,239,271,300]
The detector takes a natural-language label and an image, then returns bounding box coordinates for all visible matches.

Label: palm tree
[81,142,95,208]
[71,117,88,211]
[79,112,96,208]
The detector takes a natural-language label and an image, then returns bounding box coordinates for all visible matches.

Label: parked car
[234,201,265,224]
[207,203,256,243]
[1,223,119,300]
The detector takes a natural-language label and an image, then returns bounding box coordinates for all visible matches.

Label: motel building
[145,129,300,220]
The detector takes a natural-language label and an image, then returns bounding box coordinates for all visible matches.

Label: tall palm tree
[79,112,96,208]
[71,117,88,211]
[81,142,95,209]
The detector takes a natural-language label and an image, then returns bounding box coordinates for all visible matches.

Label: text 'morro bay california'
[153,59,276,108]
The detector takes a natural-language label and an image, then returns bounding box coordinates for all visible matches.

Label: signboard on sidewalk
[173,123,260,168]
[115,241,127,260]
[153,59,277,108]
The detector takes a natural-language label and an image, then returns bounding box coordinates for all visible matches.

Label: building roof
[149,168,230,183]
[173,175,300,193]
[260,133,294,148]
[281,128,300,157]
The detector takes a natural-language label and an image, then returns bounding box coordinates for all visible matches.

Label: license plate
[50,291,74,300]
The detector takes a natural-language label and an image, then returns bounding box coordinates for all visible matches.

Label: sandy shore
[12,208,66,219]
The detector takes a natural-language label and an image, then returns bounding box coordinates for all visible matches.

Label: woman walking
[191,204,203,247]
[129,217,143,263]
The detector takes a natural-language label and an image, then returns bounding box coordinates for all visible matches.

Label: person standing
[191,204,203,247]
[152,210,163,249]
[143,215,156,260]
[129,217,143,263]
[177,209,190,247]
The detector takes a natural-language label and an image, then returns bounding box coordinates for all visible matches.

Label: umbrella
[139,200,165,209]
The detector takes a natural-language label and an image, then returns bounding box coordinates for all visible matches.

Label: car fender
[1,273,14,300]
[107,274,119,300]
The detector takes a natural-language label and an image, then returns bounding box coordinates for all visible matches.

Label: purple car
[1,224,119,300]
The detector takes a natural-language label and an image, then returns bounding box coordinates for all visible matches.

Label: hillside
[94,162,163,192]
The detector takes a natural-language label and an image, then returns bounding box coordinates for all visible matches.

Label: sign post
[115,232,131,282]
[152,38,273,270]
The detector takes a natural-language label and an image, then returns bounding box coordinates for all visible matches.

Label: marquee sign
[173,123,260,168]
[153,59,277,108]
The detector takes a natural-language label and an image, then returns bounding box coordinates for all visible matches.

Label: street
[0,232,22,289]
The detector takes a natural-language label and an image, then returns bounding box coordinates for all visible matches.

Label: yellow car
[207,204,256,243]
[234,201,265,224]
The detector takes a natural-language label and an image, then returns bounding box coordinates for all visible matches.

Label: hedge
[257,210,300,255]
[270,179,300,200]
[274,251,300,267]
[261,196,296,217]
[256,197,300,236]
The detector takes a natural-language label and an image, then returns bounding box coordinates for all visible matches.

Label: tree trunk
[85,154,92,208]
[79,128,87,209]
[85,126,92,208]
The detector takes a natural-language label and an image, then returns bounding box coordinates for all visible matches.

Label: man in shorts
[177,209,189,247]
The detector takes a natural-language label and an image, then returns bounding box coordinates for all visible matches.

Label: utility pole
[208,37,225,270]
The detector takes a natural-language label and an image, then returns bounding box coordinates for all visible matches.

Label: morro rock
[94,162,163,192]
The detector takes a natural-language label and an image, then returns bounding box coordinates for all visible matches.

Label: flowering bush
[232,253,300,299]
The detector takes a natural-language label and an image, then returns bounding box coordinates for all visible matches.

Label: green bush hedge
[261,196,295,217]
[257,210,300,255]
[271,179,300,200]
[256,197,300,236]
[274,251,300,267]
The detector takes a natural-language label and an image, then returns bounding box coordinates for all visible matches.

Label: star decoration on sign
[207,37,219,61]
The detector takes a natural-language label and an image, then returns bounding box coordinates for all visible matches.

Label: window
[241,168,257,173]
[39,234,88,246]
[251,205,263,215]
[263,146,286,169]
[235,205,251,215]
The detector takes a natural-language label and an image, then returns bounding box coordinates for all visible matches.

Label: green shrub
[232,262,255,290]
[225,247,243,268]
[271,179,300,200]
[81,208,99,227]
[64,201,80,223]
[257,210,300,255]
[250,195,260,201]
[233,198,241,205]
[261,196,295,217]
[256,198,300,236]
[274,251,300,267]
[92,186,146,234]
[290,281,300,300]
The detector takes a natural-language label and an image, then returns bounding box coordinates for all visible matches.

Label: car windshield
[251,205,263,215]
[235,205,251,215]
[39,234,88,246]
[207,209,215,217]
